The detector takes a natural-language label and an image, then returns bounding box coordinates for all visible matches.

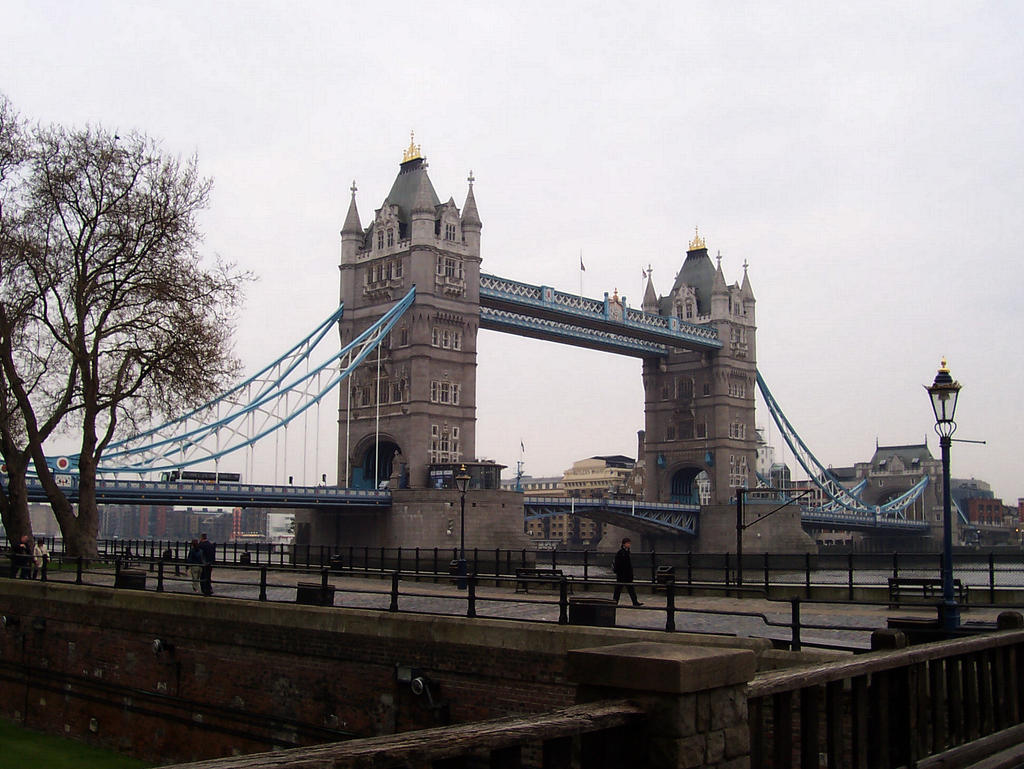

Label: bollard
[390,572,399,612]
[76,556,83,585]
[157,560,164,592]
[259,566,268,601]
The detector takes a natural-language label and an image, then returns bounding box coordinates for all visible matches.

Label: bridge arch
[669,465,710,505]
[350,435,403,490]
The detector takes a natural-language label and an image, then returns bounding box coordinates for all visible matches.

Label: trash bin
[239,551,252,565]
[115,569,148,590]
[568,597,617,627]
[654,566,675,592]
[329,554,344,572]
[449,559,461,576]
[296,582,335,606]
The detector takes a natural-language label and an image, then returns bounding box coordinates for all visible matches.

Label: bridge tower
[337,137,481,489]
[641,230,758,506]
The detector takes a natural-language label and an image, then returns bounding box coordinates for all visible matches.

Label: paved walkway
[56,563,1013,652]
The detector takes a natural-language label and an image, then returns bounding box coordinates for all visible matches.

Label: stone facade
[641,231,759,507]
[338,138,481,491]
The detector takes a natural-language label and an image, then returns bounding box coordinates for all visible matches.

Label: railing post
[849,551,855,600]
[115,559,122,586]
[650,550,657,584]
[396,547,402,574]
[414,547,420,580]
[990,552,996,604]
[320,566,329,592]
[259,566,267,601]
[157,560,164,592]
[665,581,676,632]
[724,552,731,588]
[390,572,399,612]
[558,577,569,625]
[805,552,812,598]
[791,597,802,651]
[763,552,770,593]
[76,556,83,585]
[583,549,589,587]
[687,551,693,592]
[521,548,526,569]
[893,551,900,581]
[467,573,477,618]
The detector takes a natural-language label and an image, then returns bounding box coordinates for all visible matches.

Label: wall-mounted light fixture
[0,615,19,629]
[152,638,175,654]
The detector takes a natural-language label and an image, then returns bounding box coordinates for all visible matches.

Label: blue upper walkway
[479,273,722,356]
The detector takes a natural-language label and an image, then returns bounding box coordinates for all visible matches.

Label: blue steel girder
[800,508,932,533]
[23,476,390,511]
[480,274,721,354]
[524,497,698,536]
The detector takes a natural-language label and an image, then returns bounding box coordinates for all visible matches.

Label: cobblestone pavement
[46,562,1016,652]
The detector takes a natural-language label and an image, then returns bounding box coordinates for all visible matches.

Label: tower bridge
[38,138,941,550]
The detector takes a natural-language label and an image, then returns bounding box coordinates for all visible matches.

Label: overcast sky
[4,2,1022,502]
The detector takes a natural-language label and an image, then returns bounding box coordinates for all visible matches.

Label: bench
[515,568,564,593]
[888,577,968,608]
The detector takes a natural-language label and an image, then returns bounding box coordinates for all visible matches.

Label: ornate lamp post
[926,359,962,632]
[455,464,472,590]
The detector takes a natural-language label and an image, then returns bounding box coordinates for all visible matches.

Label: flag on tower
[579,252,585,272]
[642,268,647,280]
[520,440,525,453]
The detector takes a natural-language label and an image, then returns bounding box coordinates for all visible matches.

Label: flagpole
[579,249,584,297]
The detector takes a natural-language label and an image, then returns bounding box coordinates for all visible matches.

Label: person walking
[186,539,204,593]
[612,537,643,607]
[13,536,32,579]
[32,538,47,579]
[198,533,216,596]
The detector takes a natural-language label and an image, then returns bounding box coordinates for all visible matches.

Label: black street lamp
[926,359,962,632]
[455,464,472,590]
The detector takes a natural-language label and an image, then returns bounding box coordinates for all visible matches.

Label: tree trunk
[0,450,33,547]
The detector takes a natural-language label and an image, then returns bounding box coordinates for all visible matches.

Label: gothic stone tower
[641,230,757,506]
[337,138,481,489]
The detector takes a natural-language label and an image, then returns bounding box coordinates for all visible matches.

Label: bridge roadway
[22,477,931,535]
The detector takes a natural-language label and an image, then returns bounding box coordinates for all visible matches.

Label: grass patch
[0,719,152,768]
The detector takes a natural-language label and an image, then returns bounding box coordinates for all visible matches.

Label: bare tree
[0,92,44,547]
[1,109,247,556]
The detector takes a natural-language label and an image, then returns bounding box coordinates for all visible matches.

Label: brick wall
[0,579,770,765]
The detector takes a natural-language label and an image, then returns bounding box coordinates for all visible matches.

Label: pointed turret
[340,181,362,264]
[461,171,482,255]
[642,274,659,313]
[710,250,730,318]
[740,259,755,302]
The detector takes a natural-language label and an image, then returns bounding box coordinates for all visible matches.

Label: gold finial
[939,357,949,373]
[689,226,706,251]
[467,170,475,186]
[350,180,357,197]
[402,131,422,163]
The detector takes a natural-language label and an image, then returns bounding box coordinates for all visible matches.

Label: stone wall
[0,578,772,765]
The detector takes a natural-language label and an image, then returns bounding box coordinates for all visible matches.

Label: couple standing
[187,533,216,595]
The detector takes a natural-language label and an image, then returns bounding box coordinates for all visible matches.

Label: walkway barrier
[747,618,1024,769]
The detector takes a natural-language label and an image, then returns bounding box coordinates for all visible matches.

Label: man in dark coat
[612,537,643,606]
[198,533,216,596]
